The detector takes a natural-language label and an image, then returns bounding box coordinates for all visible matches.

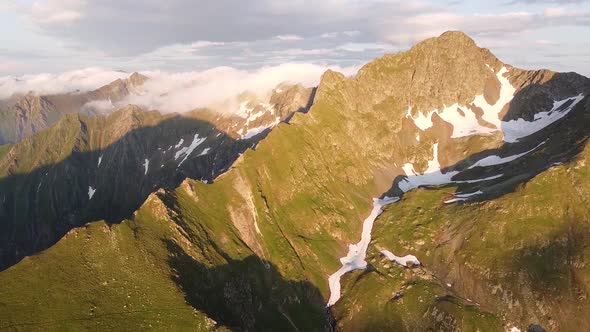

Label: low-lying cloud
[1,63,359,114]
[125,63,358,113]
[0,68,129,99]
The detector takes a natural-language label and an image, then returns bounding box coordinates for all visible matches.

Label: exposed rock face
[189,83,315,139]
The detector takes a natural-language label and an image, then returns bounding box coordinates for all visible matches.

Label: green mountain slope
[1,31,589,331]
[332,97,590,331]
[0,83,313,270]
[0,185,328,331]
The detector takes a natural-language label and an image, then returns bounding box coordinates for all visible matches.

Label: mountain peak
[127,72,148,87]
[437,30,477,45]
[409,30,484,57]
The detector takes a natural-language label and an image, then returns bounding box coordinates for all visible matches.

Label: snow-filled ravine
[327,196,399,306]
[327,143,514,306]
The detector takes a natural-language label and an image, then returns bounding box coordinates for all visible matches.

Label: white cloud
[2,1,590,77]
[342,30,362,37]
[275,34,304,41]
[0,68,128,99]
[336,43,393,52]
[188,41,226,49]
[82,99,114,113]
[2,63,360,115]
[321,32,339,38]
[535,39,560,45]
[30,0,83,24]
[123,63,359,113]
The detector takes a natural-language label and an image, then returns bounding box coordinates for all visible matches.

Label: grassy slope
[0,65,420,330]
[0,207,217,331]
[332,142,590,331]
[0,184,328,331]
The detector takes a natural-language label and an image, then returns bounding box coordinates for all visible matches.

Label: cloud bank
[126,63,359,113]
[2,1,590,77]
[0,68,129,99]
[1,63,359,114]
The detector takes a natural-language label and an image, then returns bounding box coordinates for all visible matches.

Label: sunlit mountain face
[1,1,590,331]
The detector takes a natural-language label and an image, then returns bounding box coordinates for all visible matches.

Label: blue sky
[1,0,590,77]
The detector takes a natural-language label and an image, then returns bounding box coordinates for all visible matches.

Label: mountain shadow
[165,240,332,332]
[0,109,259,271]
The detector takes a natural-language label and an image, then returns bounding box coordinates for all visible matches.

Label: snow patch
[468,141,546,169]
[426,142,441,173]
[198,148,211,156]
[327,196,400,306]
[175,134,207,166]
[444,190,483,204]
[97,155,103,167]
[88,186,96,200]
[477,67,516,128]
[406,67,515,138]
[502,94,585,143]
[174,138,185,149]
[236,101,254,118]
[240,116,281,140]
[406,106,433,131]
[381,250,421,267]
[261,102,276,115]
[246,110,265,125]
[143,158,149,175]
[241,126,268,139]
[398,143,459,192]
[402,163,416,176]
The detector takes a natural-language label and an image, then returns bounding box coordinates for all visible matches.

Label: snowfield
[88,186,96,200]
[175,134,207,166]
[143,158,150,175]
[381,250,421,267]
[406,67,515,138]
[502,94,585,143]
[327,196,399,306]
[406,66,585,144]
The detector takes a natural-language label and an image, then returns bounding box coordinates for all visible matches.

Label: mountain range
[0,31,589,331]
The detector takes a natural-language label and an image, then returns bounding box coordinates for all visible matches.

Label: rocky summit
[1,31,590,331]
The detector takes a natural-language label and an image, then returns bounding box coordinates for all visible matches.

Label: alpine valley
[1,31,590,332]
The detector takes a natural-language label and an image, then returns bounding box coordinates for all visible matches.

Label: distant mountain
[0,83,314,270]
[0,72,148,145]
[1,31,589,331]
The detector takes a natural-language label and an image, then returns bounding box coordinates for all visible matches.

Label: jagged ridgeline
[0,83,314,271]
[0,73,149,145]
[1,31,589,331]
